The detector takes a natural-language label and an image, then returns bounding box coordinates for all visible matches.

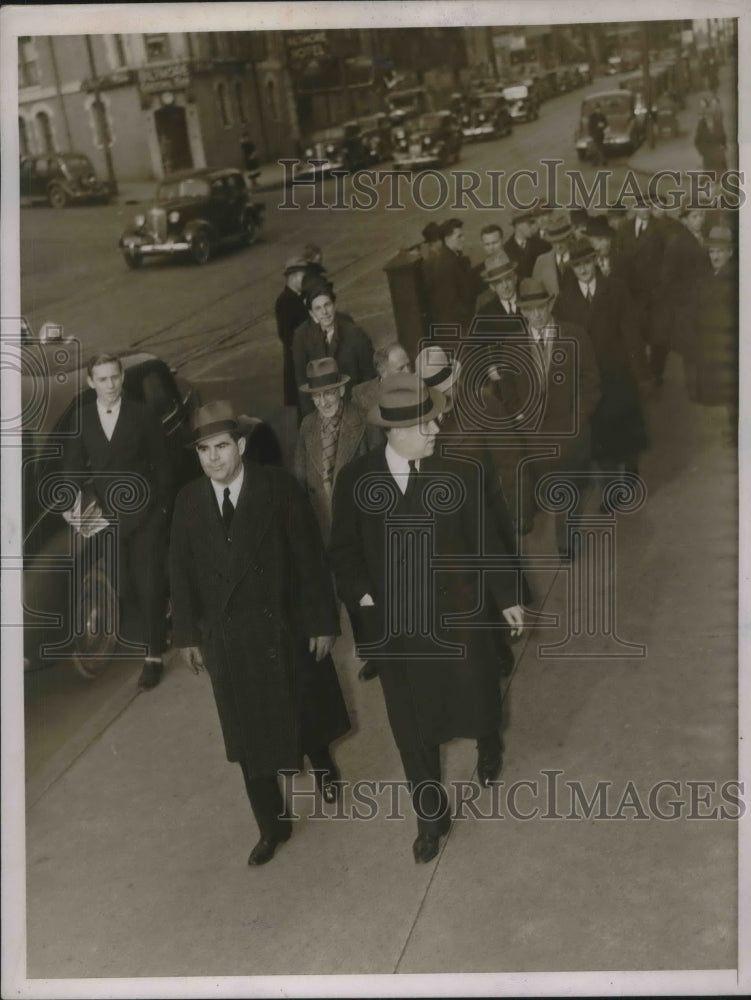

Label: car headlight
[325,144,335,155]
[399,139,408,149]
[462,115,469,123]
[423,136,432,146]
[168,210,180,224]
[478,113,485,122]
[305,147,314,157]
[134,214,146,228]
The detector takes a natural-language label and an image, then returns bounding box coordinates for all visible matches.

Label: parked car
[296,122,372,179]
[575,90,646,160]
[606,55,624,75]
[386,86,433,126]
[575,62,593,85]
[460,92,513,141]
[392,110,462,170]
[358,112,393,164]
[502,84,539,123]
[20,152,111,208]
[118,167,265,269]
[21,344,201,674]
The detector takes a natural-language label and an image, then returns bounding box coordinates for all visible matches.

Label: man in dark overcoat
[292,283,375,419]
[330,374,524,863]
[503,210,551,280]
[169,401,350,866]
[63,353,174,690]
[614,198,667,385]
[421,218,477,336]
[695,226,738,428]
[274,256,310,419]
[554,238,650,474]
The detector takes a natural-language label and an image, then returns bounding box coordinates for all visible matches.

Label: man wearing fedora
[293,282,375,419]
[554,237,650,479]
[586,215,626,281]
[532,213,576,300]
[352,341,412,451]
[475,253,523,319]
[293,358,370,545]
[695,225,738,421]
[421,218,477,336]
[503,210,551,280]
[275,256,313,419]
[508,278,600,551]
[614,195,668,386]
[169,401,350,866]
[330,373,524,863]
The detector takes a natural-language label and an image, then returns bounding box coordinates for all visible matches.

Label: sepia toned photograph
[1,2,747,997]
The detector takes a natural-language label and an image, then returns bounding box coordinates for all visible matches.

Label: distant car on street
[22,344,201,674]
[460,92,513,141]
[358,112,393,164]
[392,110,462,169]
[20,152,112,208]
[502,84,540,123]
[118,167,265,268]
[295,122,373,179]
[575,89,646,160]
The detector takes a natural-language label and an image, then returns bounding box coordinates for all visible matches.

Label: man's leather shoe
[477,749,503,788]
[247,827,291,866]
[137,659,163,691]
[412,833,441,864]
[358,661,378,681]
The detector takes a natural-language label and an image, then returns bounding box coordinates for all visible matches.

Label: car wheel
[123,250,143,270]
[48,184,68,209]
[241,214,258,246]
[190,230,211,265]
[71,568,118,680]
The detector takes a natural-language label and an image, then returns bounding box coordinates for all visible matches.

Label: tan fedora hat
[367,372,447,428]
[480,253,517,283]
[415,345,461,393]
[518,277,554,307]
[283,255,309,276]
[298,356,350,394]
[705,225,733,248]
[188,400,245,446]
[568,237,598,266]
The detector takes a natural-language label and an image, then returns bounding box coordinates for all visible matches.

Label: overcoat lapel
[334,407,364,477]
[307,417,324,479]
[226,463,273,595]
[197,478,232,580]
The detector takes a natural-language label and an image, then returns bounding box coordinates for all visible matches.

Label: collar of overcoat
[198,460,272,596]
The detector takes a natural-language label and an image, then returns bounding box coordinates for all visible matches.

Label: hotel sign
[137,61,191,94]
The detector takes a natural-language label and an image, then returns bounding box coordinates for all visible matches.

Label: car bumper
[462,125,495,138]
[294,160,344,179]
[120,235,191,255]
[393,151,440,168]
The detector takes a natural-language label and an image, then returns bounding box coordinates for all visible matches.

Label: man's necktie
[222,487,234,535]
[404,459,418,503]
[321,411,341,494]
[586,283,594,302]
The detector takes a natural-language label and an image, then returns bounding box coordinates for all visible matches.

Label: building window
[112,34,127,67]
[216,81,232,127]
[235,81,248,125]
[35,110,55,152]
[19,116,30,156]
[144,33,169,62]
[19,37,40,87]
[266,79,279,121]
[209,33,228,59]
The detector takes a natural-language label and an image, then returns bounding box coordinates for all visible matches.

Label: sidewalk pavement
[116,162,291,205]
[21,353,738,983]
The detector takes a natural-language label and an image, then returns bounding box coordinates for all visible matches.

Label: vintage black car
[392,110,462,170]
[118,167,265,269]
[575,90,646,160]
[20,152,111,208]
[460,92,513,141]
[359,112,393,164]
[502,84,540,123]
[21,343,201,675]
[295,122,372,179]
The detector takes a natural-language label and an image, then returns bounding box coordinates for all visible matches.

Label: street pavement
[12,62,742,990]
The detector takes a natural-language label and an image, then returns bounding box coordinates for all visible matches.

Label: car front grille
[147,206,167,242]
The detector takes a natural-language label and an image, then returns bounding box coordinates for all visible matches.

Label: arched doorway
[19,116,30,156]
[154,104,192,175]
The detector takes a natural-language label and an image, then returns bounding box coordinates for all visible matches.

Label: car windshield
[157,177,211,199]
[477,95,501,109]
[60,155,92,173]
[582,94,631,116]
[416,113,443,130]
[503,86,528,100]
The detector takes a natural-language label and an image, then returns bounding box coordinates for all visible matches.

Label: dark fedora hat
[298,357,350,394]
[586,215,613,239]
[283,255,309,276]
[368,372,447,428]
[511,208,536,226]
[517,277,554,307]
[480,253,517,283]
[568,237,598,265]
[187,400,250,446]
[546,215,573,242]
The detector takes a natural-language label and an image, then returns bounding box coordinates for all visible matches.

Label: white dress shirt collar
[211,462,244,512]
[385,443,419,495]
[96,397,122,441]
[579,277,597,299]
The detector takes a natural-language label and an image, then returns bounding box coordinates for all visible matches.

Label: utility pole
[640,22,655,149]
[84,34,118,195]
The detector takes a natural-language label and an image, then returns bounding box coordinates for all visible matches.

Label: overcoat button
[263,607,273,619]
[267,648,277,660]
